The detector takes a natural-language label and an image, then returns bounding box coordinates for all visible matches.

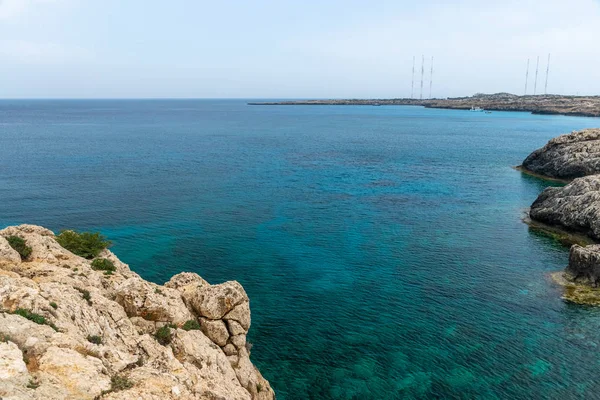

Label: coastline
[249,94,600,118]
[513,165,571,184]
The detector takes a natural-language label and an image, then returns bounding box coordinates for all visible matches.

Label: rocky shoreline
[522,129,600,304]
[0,224,274,400]
[250,93,600,118]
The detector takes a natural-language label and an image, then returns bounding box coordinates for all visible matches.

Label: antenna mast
[533,56,539,95]
[544,53,550,95]
[429,56,434,99]
[420,55,424,100]
[411,56,415,99]
[524,58,530,95]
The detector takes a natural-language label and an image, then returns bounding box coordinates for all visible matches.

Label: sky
[1,0,599,98]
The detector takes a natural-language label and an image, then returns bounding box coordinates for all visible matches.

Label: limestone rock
[115,278,194,324]
[0,341,29,381]
[529,175,600,240]
[0,236,21,267]
[0,224,274,400]
[189,281,249,320]
[521,129,600,179]
[199,317,229,347]
[564,244,600,286]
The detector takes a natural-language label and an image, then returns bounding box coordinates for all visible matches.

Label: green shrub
[100,375,134,396]
[6,236,32,260]
[87,335,103,345]
[49,302,58,309]
[27,379,40,389]
[182,319,201,331]
[56,230,111,259]
[12,308,57,331]
[75,287,92,306]
[91,258,116,274]
[155,325,172,345]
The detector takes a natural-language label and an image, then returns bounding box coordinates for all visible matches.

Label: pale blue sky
[1,0,599,98]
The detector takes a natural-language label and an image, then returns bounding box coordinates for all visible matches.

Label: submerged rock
[0,224,274,400]
[520,128,600,180]
[529,175,600,240]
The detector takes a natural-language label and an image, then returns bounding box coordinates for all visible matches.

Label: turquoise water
[2,100,600,399]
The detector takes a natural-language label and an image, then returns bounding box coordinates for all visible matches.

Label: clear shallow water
[2,100,600,399]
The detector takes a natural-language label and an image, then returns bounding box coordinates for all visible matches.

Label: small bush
[87,335,103,345]
[6,236,32,260]
[155,325,172,345]
[49,302,58,309]
[12,308,57,331]
[257,383,263,393]
[100,375,134,397]
[154,288,163,295]
[56,230,111,259]
[76,287,92,306]
[91,258,116,274]
[182,319,201,331]
[27,379,40,389]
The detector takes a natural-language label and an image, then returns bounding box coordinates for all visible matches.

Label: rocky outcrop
[565,244,600,286]
[552,244,600,305]
[520,129,600,179]
[529,175,600,240]
[0,224,274,400]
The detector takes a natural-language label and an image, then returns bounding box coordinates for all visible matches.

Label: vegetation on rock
[91,258,116,274]
[56,230,111,259]
[11,308,57,331]
[182,319,201,331]
[155,325,173,345]
[6,235,32,260]
[87,335,103,345]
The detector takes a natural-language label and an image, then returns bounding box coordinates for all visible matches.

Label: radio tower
[411,56,415,99]
[533,56,539,95]
[524,59,530,95]
[420,55,424,100]
[544,54,550,95]
[429,56,434,99]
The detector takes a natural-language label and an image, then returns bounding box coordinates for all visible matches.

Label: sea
[1,99,600,399]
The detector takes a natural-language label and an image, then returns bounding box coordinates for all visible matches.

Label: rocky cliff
[520,129,600,179]
[0,224,274,400]
[529,175,600,240]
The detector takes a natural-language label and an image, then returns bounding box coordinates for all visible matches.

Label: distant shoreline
[248,93,600,118]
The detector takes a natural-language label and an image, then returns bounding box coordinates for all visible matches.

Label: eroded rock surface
[521,129,600,179]
[529,175,600,240]
[0,224,274,400]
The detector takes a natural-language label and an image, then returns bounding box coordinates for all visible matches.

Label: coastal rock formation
[565,244,600,286]
[529,175,600,240]
[0,224,274,400]
[552,244,600,305]
[521,129,600,179]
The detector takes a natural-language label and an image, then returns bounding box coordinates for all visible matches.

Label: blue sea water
[2,99,600,399]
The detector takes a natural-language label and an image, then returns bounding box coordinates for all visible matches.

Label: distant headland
[249,93,600,118]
